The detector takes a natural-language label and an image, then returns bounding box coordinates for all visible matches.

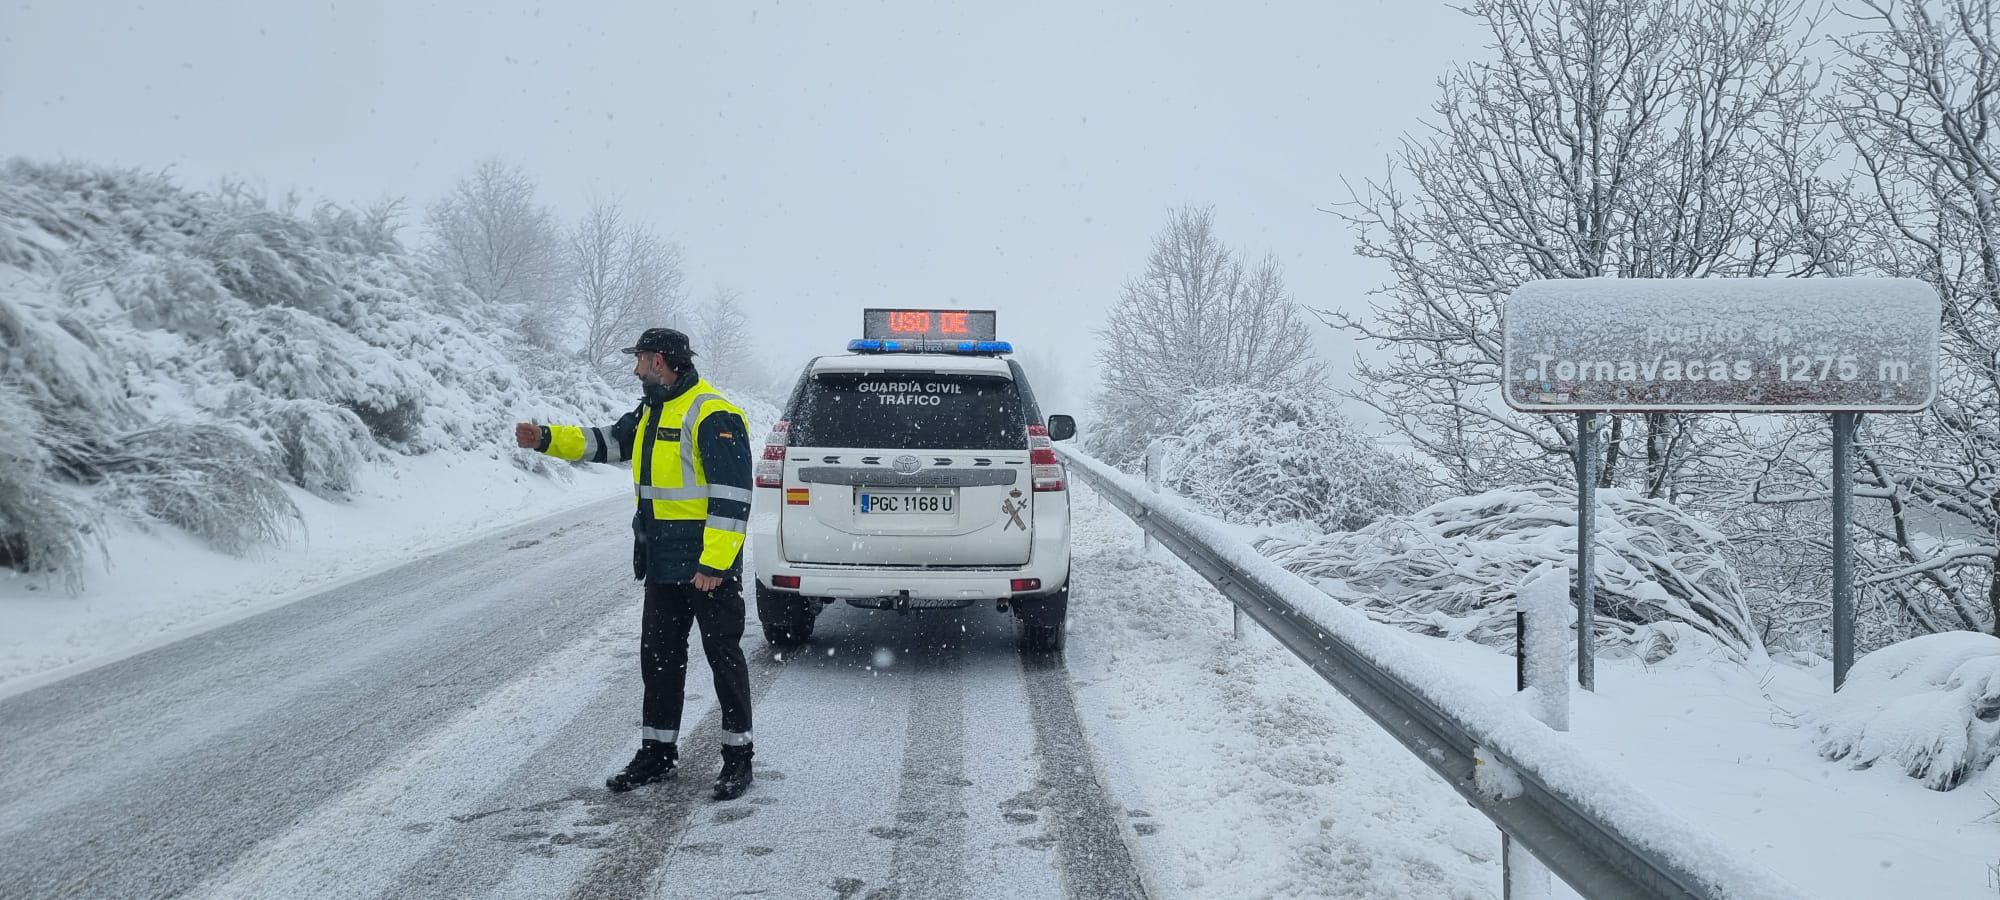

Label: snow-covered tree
[1825,0,2000,639]
[690,285,753,389]
[1329,0,1851,496]
[1157,384,1432,535]
[424,159,567,349]
[569,198,635,378]
[1089,207,1325,466]
[568,198,686,382]
[618,224,687,352]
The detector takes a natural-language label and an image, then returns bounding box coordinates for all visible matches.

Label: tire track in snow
[1020,647,1151,900]
[560,645,791,900]
[882,625,969,900]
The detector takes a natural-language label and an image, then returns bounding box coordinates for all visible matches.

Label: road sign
[1502,277,1942,691]
[1502,278,1939,412]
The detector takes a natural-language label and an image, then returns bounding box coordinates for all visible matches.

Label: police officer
[513,327,757,800]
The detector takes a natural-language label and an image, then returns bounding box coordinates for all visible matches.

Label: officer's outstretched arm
[536,405,642,464]
[694,411,754,577]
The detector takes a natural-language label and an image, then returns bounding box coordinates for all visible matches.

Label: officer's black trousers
[640,580,753,739]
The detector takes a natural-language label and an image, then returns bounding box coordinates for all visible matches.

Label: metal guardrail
[1062,447,1796,900]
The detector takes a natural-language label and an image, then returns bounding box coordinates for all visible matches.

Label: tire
[1014,579,1069,654]
[1022,622,1065,653]
[756,583,816,647]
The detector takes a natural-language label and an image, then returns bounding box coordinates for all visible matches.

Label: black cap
[620,327,696,358]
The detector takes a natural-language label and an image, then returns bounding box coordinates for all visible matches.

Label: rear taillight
[772,575,801,589]
[1028,424,1064,492]
[755,421,789,488]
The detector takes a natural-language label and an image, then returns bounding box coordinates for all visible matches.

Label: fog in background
[1,0,1484,418]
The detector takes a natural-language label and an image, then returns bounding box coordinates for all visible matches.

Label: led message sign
[861,308,998,342]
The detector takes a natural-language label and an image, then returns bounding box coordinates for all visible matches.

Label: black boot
[712,744,754,800]
[606,740,678,792]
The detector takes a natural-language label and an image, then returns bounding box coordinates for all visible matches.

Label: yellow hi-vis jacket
[535,371,754,583]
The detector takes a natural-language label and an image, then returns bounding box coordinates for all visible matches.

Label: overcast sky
[1,0,1485,416]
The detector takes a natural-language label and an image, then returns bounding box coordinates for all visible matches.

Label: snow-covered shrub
[198,208,342,312]
[99,423,300,555]
[1257,484,1763,661]
[0,180,68,270]
[120,253,231,336]
[0,378,99,589]
[0,287,127,587]
[0,159,631,589]
[1156,384,1431,535]
[217,305,431,447]
[1810,631,2000,791]
[260,399,376,498]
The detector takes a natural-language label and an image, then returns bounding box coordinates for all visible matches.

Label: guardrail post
[1505,833,1552,898]
[1520,570,1574,729]
[1142,440,1166,557]
[1506,566,1573,898]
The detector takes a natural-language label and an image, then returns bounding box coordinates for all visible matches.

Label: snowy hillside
[0,161,786,690]
[0,160,641,589]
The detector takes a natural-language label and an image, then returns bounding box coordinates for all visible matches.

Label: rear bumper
[756,559,1070,603]
[750,492,1070,602]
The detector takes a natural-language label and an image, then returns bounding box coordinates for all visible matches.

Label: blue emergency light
[848,339,1013,355]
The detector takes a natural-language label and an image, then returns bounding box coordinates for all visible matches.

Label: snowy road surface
[0,497,1149,900]
[0,476,1983,899]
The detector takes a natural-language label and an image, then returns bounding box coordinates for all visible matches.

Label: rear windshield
[791,372,1026,450]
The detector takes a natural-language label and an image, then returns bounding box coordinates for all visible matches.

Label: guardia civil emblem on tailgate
[892,454,922,475]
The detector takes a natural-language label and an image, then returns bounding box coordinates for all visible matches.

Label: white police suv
[750,309,1076,652]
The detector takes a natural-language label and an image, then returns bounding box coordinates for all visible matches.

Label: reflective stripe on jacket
[539,369,754,583]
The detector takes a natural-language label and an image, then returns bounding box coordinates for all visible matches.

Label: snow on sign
[1502,278,1940,412]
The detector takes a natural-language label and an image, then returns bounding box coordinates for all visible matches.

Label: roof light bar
[847,339,1013,355]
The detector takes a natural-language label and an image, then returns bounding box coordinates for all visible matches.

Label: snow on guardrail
[1058,444,1806,900]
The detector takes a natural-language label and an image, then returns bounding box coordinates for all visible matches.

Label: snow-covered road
[0,495,1153,900]
[1,461,1987,899]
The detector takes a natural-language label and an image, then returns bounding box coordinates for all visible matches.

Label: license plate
[858,489,955,514]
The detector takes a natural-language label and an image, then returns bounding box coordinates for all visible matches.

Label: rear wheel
[1022,622,1064,653]
[756,583,816,646]
[1013,579,1069,654]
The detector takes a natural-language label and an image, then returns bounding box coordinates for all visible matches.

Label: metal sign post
[1574,412,1597,691]
[1832,412,1857,688]
[1501,278,1940,692]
